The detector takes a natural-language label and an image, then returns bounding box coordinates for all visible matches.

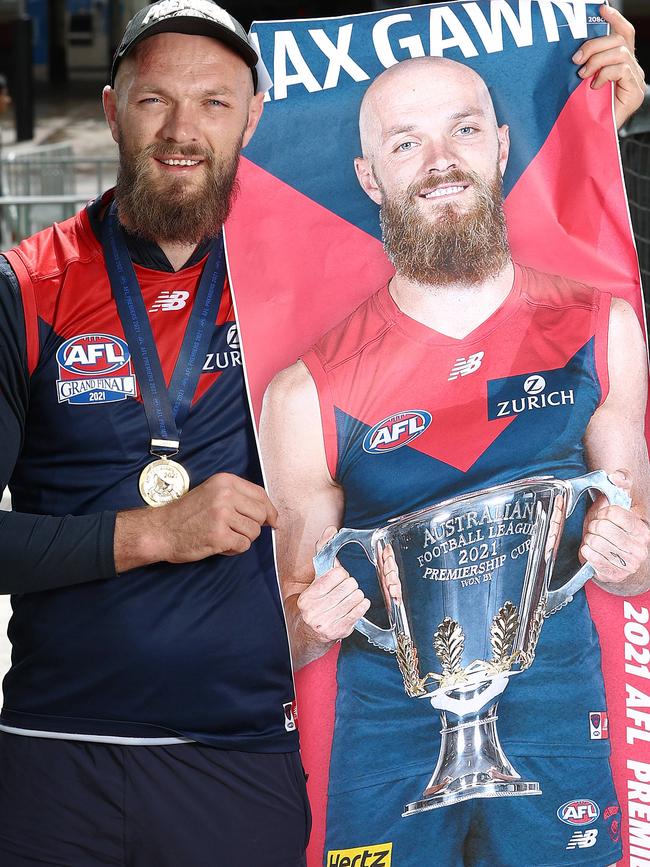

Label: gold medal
[139,457,190,507]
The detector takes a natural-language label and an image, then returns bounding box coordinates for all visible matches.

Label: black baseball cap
[111,1,262,91]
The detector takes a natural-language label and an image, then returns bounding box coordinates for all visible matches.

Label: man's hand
[573,4,646,130]
[295,526,371,651]
[114,472,278,572]
[580,469,650,593]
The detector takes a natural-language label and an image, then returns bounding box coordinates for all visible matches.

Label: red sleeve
[3,248,39,375]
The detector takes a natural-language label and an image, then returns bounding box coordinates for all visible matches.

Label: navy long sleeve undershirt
[0,202,213,594]
[0,255,117,593]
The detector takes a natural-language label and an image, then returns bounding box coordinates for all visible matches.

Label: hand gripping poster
[224,2,650,865]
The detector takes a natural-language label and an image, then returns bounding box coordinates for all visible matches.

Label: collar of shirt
[86,194,214,272]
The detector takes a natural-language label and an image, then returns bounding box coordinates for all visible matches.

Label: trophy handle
[545,470,632,615]
[313,528,397,653]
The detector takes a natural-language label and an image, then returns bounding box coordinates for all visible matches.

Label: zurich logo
[56,334,130,375]
[523,374,546,395]
[226,324,240,350]
[557,799,600,826]
[363,410,432,454]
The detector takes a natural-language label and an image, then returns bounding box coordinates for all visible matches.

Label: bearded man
[260,56,650,867]
[0,3,309,866]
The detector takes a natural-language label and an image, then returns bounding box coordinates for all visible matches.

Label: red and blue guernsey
[0,192,298,750]
[302,264,612,804]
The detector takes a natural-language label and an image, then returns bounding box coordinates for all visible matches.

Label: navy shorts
[325,754,622,867]
[0,732,310,866]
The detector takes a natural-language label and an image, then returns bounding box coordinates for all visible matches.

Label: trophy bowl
[313,471,630,814]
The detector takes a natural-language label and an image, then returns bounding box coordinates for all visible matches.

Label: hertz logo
[327,843,392,867]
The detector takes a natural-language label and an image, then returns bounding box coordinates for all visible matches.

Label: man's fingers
[238,483,279,528]
[573,5,645,127]
[222,472,270,499]
[580,531,644,582]
[606,468,634,492]
[226,510,264,545]
[591,63,644,100]
[581,501,650,583]
[204,472,274,522]
[575,35,629,66]
[307,566,359,600]
[214,480,277,528]
[316,525,339,553]
[230,493,271,526]
[308,595,371,642]
[582,525,639,561]
[588,518,636,554]
[580,542,630,581]
[333,596,371,631]
[589,471,634,520]
[575,34,632,66]
[599,3,636,47]
[592,505,639,535]
[578,44,634,79]
[219,529,254,556]
[264,497,279,529]
[381,551,398,584]
[227,475,279,526]
[297,553,370,644]
[299,582,370,642]
[379,543,402,603]
[305,576,364,615]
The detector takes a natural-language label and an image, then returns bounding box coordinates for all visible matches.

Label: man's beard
[379,166,510,286]
[114,137,242,245]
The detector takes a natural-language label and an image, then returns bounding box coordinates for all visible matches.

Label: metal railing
[0,147,117,245]
[3,156,118,196]
[0,194,96,243]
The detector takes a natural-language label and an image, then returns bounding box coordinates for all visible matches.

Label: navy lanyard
[102,201,226,458]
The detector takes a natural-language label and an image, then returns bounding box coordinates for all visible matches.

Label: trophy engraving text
[415,498,536,584]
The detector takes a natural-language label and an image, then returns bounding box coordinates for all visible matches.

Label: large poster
[225,2,649,866]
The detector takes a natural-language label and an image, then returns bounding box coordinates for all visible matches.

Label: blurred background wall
[0,1,646,89]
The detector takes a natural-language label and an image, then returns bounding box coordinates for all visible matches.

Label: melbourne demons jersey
[302,264,612,793]
[0,194,298,750]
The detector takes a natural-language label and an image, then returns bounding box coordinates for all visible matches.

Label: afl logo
[557,799,600,826]
[57,334,130,374]
[363,410,432,454]
[56,333,136,405]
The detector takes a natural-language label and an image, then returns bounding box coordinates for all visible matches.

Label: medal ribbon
[102,201,226,459]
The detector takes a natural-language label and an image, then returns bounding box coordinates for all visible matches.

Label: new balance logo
[566,829,598,849]
[149,290,190,312]
[448,351,484,380]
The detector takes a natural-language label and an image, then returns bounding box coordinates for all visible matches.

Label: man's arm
[114,473,278,570]
[260,361,370,670]
[582,297,650,595]
[575,3,646,130]
[0,257,276,593]
[0,258,119,594]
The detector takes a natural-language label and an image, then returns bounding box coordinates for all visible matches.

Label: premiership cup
[313,471,630,814]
